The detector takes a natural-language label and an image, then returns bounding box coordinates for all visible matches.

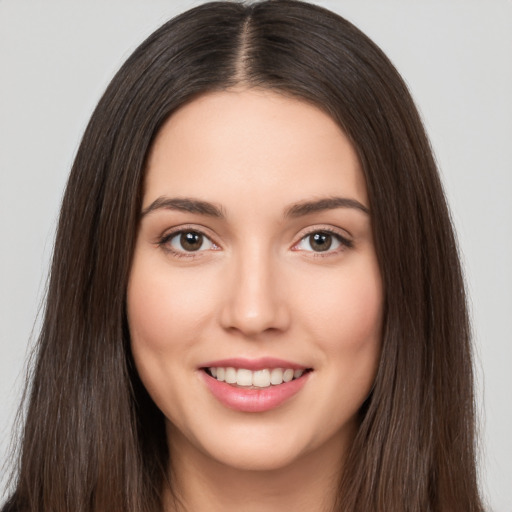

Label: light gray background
[1,1,511,509]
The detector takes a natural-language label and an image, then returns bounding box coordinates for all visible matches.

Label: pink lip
[200,357,307,371]
[199,369,311,413]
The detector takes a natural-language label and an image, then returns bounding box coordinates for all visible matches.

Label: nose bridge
[220,239,289,336]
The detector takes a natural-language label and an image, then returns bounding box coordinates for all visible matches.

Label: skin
[127,89,383,512]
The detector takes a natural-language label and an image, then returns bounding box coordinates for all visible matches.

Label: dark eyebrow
[140,196,225,219]
[284,196,370,218]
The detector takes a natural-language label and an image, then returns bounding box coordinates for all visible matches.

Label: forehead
[143,88,368,210]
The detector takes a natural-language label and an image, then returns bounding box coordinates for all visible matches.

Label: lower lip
[200,371,310,413]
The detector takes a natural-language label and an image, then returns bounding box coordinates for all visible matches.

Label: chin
[211,442,306,472]
[171,414,352,476]
[168,416,317,471]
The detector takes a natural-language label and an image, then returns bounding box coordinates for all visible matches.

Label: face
[127,89,382,472]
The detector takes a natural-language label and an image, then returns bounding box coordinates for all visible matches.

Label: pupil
[311,232,331,252]
[181,232,202,251]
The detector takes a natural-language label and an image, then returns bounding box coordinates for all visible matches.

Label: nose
[219,244,291,337]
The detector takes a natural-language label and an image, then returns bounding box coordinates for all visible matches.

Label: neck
[163,424,354,512]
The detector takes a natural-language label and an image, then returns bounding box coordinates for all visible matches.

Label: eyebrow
[284,197,370,217]
[140,195,369,220]
[141,197,225,219]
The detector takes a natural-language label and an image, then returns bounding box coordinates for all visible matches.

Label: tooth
[213,366,304,386]
[283,369,294,382]
[270,368,284,385]
[225,367,237,384]
[236,369,253,386]
[253,369,271,387]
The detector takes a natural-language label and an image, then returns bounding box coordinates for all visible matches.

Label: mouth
[199,359,313,412]
[202,366,312,388]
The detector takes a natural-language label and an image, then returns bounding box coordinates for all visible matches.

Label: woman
[2,1,484,511]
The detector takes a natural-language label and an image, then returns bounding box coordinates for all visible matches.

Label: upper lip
[200,357,310,371]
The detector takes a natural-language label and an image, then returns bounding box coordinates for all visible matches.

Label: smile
[205,367,307,388]
[199,359,313,413]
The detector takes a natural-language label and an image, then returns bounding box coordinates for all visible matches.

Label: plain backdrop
[1,1,511,509]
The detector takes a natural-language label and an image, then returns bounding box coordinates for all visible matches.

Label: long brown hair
[3,1,484,511]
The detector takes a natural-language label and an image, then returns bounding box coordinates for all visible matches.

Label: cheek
[303,257,383,353]
[126,260,211,420]
[304,258,382,422]
[126,261,214,354]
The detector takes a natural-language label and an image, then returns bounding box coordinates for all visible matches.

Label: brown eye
[180,232,203,251]
[295,230,351,254]
[308,232,332,252]
[166,230,214,253]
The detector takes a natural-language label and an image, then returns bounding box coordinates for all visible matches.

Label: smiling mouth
[203,367,313,388]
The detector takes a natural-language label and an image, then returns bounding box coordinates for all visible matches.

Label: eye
[294,230,351,253]
[162,230,216,254]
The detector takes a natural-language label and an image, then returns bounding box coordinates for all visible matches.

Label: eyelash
[157,226,353,259]
[292,227,353,257]
[157,226,219,259]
